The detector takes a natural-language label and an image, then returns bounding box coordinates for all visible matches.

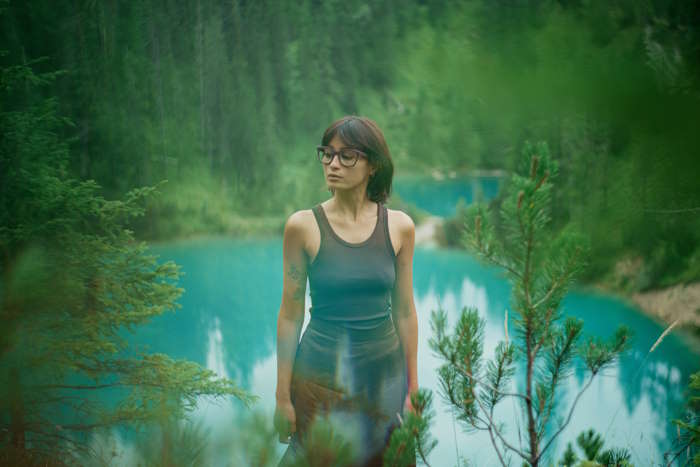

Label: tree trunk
[9,367,25,451]
[525,332,538,466]
[74,0,91,180]
[149,0,168,176]
[197,0,211,173]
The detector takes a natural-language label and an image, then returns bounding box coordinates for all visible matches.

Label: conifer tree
[383,388,438,467]
[0,57,255,465]
[665,370,699,465]
[557,427,632,466]
[428,141,632,467]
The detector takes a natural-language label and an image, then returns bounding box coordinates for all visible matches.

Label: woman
[274,116,418,466]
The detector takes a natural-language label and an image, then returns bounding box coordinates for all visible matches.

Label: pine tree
[428,141,632,467]
[556,427,632,466]
[0,55,255,465]
[666,370,699,465]
[576,429,605,462]
[383,389,438,467]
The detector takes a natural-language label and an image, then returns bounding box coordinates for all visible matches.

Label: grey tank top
[308,202,397,322]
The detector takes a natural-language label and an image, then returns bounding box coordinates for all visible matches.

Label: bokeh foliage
[0,50,254,465]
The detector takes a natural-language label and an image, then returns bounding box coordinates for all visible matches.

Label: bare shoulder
[284,208,314,231]
[284,209,317,242]
[386,207,415,256]
[283,208,319,261]
[387,208,415,232]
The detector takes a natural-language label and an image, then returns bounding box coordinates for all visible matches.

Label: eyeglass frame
[316,145,369,168]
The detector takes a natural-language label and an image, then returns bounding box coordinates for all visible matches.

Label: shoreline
[628,282,700,328]
[414,215,444,247]
[596,281,700,328]
[591,280,700,351]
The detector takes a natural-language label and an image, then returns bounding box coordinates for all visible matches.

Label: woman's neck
[328,192,374,222]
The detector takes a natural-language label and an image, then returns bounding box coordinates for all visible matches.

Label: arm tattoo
[288,263,307,303]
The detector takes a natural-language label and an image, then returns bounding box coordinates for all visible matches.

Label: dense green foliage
[558,428,632,466]
[666,370,699,465]
[432,0,700,289]
[0,0,424,239]
[0,53,253,465]
[383,389,437,466]
[1,0,698,287]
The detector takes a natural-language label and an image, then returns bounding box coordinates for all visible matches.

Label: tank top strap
[311,204,330,242]
[381,204,396,260]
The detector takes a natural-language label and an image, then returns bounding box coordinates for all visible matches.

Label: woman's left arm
[391,212,419,403]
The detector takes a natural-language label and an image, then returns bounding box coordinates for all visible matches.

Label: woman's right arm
[275,211,309,405]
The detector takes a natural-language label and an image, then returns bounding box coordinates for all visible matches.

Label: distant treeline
[1,0,699,288]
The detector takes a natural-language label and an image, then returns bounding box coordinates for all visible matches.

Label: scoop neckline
[318,202,380,248]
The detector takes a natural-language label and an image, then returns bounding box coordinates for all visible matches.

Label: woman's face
[323,134,376,192]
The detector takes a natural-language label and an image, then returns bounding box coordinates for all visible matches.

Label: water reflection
[139,239,698,466]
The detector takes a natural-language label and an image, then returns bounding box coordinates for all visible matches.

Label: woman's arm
[275,211,309,404]
[391,212,419,396]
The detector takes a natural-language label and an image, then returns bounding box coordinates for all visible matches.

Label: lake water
[392,174,502,217]
[126,176,698,466]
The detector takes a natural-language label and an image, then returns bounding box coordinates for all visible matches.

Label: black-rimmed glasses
[316,145,368,168]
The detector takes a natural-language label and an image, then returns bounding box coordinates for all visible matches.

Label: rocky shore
[414,215,443,247]
[629,282,700,329]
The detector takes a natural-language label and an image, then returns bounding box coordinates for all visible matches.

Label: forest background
[2,0,699,296]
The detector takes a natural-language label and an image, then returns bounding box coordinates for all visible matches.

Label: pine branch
[537,373,595,463]
[530,306,554,359]
[482,345,516,467]
[535,317,583,442]
[462,209,522,280]
[460,363,527,403]
[385,389,437,467]
[664,439,694,467]
[472,383,530,463]
[485,415,507,467]
[525,315,538,462]
[531,246,581,311]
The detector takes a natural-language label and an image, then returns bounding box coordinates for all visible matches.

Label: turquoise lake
[130,176,699,466]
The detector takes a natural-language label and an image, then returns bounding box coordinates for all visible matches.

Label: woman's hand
[273,398,297,443]
[402,388,418,415]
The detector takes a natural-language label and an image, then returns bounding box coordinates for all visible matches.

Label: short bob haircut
[320,115,394,204]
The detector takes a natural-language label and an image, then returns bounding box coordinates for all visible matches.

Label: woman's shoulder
[284,208,316,234]
[385,207,415,256]
[386,207,415,233]
[283,207,324,249]
[283,208,321,260]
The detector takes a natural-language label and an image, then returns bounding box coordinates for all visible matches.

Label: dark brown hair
[321,115,394,204]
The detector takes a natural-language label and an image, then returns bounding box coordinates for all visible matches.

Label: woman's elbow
[392,302,416,320]
[278,301,305,324]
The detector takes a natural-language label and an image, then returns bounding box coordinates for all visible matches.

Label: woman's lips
[327,175,341,180]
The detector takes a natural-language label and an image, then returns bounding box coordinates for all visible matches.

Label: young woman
[274,116,418,466]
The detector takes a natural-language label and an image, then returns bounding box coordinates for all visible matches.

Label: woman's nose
[329,154,343,169]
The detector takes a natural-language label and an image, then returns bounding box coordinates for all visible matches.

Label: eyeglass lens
[318,147,360,167]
